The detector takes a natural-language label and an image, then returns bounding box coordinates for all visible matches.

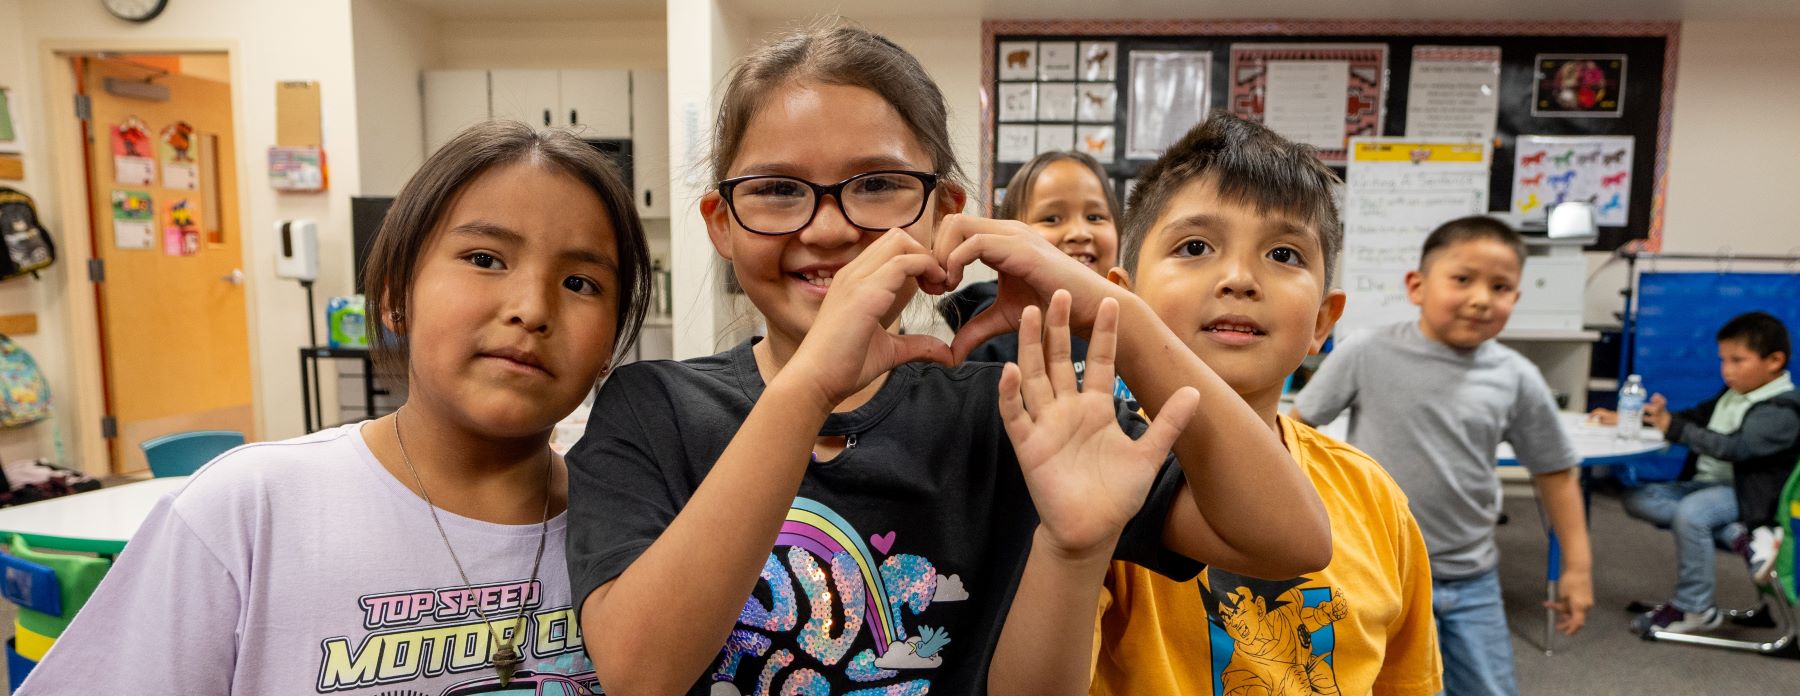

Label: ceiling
[402,0,1800,22]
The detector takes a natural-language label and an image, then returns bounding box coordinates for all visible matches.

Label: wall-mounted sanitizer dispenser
[275,219,319,281]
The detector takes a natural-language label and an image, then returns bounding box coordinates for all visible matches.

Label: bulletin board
[981,20,1680,251]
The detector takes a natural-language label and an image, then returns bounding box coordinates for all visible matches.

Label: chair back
[1775,457,1800,605]
[140,430,244,478]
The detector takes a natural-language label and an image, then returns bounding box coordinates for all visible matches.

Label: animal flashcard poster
[997,83,1037,122]
[998,42,1037,81]
[159,121,200,191]
[111,116,156,186]
[1512,135,1634,226]
[1077,125,1116,163]
[1035,124,1075,156]
[163,198,200,256]
[1080,42,1116,81]
[1037,83,1077,122]
[1533,54,1626,117]
[1077,84,1116,123]
[1038,42,1078,81]
[997,125,1036,163]
[110,189,154,250]
[1127,50,1210,159]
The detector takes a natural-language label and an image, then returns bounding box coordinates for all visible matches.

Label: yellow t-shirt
[1094,416,1442,696]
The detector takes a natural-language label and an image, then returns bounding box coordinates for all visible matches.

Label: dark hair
[1120,111,1342,286]
[710,19,965,189]
[363,120,652,382]
[1717,311,1791,368]
[1419,216,1527,271]
[997,150,1121,223]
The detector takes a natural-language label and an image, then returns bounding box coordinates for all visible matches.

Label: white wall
[353,0,438,196]
[436,18,668,71]
[11,0,364,472]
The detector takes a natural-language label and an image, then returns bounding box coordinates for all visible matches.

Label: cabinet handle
[570,109,578,124]
[644,190,653,207]
[542,109,551,126]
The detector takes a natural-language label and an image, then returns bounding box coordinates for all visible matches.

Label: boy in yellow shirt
[1092,113,1441,695]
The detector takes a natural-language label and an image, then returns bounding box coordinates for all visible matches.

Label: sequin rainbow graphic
[777,498,906,656]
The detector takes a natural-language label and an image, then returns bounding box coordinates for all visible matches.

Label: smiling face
[401,160,621,438]
[1121,177,1343,406]
[1019,159,1118,274]
[701,81,959,352]
[1406,238,1522,350]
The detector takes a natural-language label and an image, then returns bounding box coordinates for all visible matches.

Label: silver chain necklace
[393,410,551,687]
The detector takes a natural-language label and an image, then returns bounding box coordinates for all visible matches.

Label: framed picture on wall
[1127,50,1210,159]
[1532,54,1626,117]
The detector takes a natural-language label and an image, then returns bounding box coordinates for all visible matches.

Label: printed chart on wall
[1511,135,1633,226]
[1338,138,1491,339]
[1405,46,1501,142]
[1228,44,1387,165]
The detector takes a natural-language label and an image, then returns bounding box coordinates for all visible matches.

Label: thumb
[888,333,954,368]
[1136,386,1200,457]
[950,305,1019,364]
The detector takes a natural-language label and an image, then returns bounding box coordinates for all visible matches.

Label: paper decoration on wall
[163,198,200,256]
[1127,50,1210,159]
[159,121,200,191]
[110,189,154,250]
[998,42,1038,81]
[1036,124,1075,155]
[1406,46,1501,142]
[1080,42,1117,81]
[269,146,327,191]
[1512,134,1634,226]
[1338,138,1492,337]
[1077,84,1116,123]
[998,125,1036,163]
[1263,60,1350,150]
[1037,83,1077,122]
[1533,54,1626,117]
[0,89,16,143]
[1038,42,1078,81]
[111,116,156,186]
[1077,125,1116,163]
[1228,44,1387,165]
[998,83,1038,122]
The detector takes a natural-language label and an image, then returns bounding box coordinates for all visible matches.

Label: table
[0,477,187,555]
[300,346,387,433]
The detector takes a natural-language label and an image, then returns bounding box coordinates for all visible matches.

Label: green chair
[1645,458,1800,658]
[140,429,244,477]
[1,533,113,684]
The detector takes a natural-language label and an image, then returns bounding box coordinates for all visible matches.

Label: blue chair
[139,430,244,478]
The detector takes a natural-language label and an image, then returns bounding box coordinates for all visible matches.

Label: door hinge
[87,258,104,283]
[74,94,92,121]
[100,415,117,439]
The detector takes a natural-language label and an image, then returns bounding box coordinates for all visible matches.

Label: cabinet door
[559,69,632,138]
[630,70,670,218]
[422,70,490,153]
[490,69,561,128]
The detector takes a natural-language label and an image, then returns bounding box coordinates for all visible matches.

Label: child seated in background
[1092,112,1442,696]
[1292,216,1592,696]
[1594,311,1800,633]
[939,150,1119,373]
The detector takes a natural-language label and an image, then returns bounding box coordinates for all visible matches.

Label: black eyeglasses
[717,170,940,236]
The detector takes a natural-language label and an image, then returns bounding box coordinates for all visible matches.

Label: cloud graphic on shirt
[874,638,945,669]
[933,573,969,602]
[709,682,744,696]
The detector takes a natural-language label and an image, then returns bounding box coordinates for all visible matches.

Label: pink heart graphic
[869,531,896,555]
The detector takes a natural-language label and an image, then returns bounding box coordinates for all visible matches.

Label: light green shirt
[1695,371,1795,483]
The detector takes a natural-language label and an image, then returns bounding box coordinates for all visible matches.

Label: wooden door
[80,56,254,475]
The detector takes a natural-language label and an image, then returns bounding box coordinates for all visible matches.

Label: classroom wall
[9,0,366,472]
[435,18,669,72]
[352,0,437,197]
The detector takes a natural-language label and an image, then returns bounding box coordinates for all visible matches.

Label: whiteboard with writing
[1337,138,1491,340]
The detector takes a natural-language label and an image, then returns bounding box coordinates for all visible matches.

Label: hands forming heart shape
[781,214,1131,408]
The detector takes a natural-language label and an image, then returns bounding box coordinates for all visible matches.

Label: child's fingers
[949,305,1016,365]
[1045,290,1078,397]
[1136,386,1200,460]
[1015,305,1054,411]
[887,334,954,369]
[997,362,1033,441]
[1083,297,1119,395]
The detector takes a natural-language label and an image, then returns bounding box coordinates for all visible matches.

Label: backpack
[0,187,56,280]
[0,335,49,428]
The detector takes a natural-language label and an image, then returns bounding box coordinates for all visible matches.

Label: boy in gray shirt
[1294,216,1590,696]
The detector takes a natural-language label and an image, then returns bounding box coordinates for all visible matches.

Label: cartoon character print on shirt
[710,497,969,695]
[315,579,597,694]
[1196,569,1348,696]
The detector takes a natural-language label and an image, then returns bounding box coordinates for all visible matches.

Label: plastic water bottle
[1617,374,1647,440]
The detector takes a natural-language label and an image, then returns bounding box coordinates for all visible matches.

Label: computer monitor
[350,196,393,294]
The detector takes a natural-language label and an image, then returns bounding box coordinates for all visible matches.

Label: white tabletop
[1308,410,1667,466]
[0,476,186,554]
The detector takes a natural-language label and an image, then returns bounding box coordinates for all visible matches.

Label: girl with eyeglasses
[566,21,1329,695]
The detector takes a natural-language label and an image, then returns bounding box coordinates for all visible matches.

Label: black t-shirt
[938,280,1091,373]
[567,339,1198,694]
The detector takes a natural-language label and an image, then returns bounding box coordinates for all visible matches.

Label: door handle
[223,269,245,286]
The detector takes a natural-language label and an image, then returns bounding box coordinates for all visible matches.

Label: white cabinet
[423,67,670,218]
[422,70,490,153]
[630,70,669,218]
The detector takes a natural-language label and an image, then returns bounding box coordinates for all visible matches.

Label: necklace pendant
[493,643,523,686]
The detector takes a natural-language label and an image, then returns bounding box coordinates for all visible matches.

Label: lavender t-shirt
[17,423,597,695]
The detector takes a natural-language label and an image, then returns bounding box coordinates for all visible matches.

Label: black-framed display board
[981,20,1680,251]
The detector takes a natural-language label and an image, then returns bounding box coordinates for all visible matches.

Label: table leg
[300,352,314,433]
